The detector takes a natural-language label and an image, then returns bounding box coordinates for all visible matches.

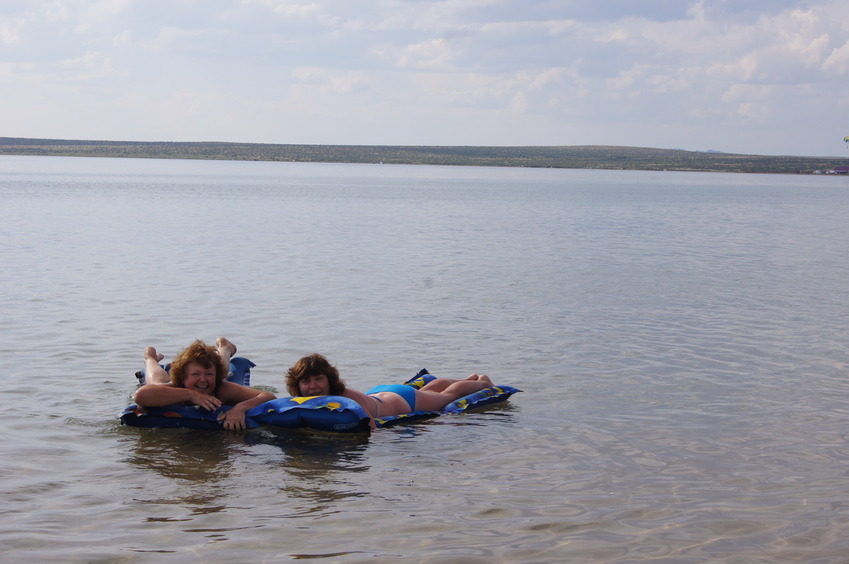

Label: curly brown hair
[286,353,346,396]
[170,340,228,390]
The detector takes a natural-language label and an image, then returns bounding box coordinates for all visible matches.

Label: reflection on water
[125,431,237,483]
[5,158,849,562]
[124,427,371,470]
[121,430,243,516]
[121,425,375,524]
[256,429,372,520]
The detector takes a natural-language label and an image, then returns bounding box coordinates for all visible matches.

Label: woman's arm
[342,388,378,430]
[216,382,276,431]
[341,388,377,418]
[133,383,222,411]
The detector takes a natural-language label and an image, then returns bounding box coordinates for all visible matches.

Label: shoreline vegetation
[2,136,848,174]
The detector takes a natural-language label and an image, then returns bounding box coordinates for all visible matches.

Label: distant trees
[0,137,845,174]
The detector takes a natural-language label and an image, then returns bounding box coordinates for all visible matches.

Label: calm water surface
[2,156,849,562]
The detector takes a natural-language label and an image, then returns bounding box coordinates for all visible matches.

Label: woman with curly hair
[134,337,275,430]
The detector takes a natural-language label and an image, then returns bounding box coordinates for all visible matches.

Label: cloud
[824,39,849,74]
[241,0,321,18]
[2,0,849,155]
[394,38,454,69]
[60,50,123,81]
[291,66,370,94]
[0,16,25,44]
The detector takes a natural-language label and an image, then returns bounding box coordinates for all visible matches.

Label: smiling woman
[132,337,276,430]
[284,353,497,430]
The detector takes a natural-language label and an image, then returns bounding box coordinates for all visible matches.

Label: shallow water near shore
[2,155,849,562]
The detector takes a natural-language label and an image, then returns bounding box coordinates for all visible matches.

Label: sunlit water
[2,155,849,562]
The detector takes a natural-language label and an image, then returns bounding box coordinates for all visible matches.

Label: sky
[2,0,849,157]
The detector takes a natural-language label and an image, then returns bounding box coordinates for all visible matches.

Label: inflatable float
[121,361,521,433]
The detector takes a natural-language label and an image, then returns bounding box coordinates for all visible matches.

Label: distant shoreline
[2,136,848,175]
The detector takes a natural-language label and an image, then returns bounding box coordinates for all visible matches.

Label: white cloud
[721,84,775,122]
[3,0,849,155]
[145,25,205,51]
[241,0,321,18]
[594,26,630,44]
[113,29,131,46]
[395,38,454,69]
[60,50,120,79]
[291,66,369,94]
[73,0,133,33]
[823,39,849,74]
[607,65,647,98]
[0,17,25,44]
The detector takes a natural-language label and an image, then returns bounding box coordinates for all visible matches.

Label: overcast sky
[2,0,849,157]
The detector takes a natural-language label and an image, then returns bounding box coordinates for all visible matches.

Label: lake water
[2,155,849,563]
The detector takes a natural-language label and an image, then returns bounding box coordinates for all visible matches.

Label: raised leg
[216,337,237,368]
[143,346,170,385]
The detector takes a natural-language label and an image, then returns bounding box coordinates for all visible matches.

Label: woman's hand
[187,390,222,411]
[218,405,248,430]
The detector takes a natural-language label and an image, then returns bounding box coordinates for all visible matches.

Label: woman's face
[299,373,330,396]
[183,361,217,394]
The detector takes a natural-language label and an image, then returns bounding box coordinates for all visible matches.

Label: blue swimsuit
[366,384,417,411]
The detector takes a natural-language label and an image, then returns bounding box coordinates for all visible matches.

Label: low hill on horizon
[1,136,847,174]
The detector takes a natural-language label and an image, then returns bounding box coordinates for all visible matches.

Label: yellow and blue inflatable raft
[120,363,521,433]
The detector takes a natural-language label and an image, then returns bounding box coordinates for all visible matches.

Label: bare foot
[144,346,164,363]
[216,337,237,358]
[466,373,493,386]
